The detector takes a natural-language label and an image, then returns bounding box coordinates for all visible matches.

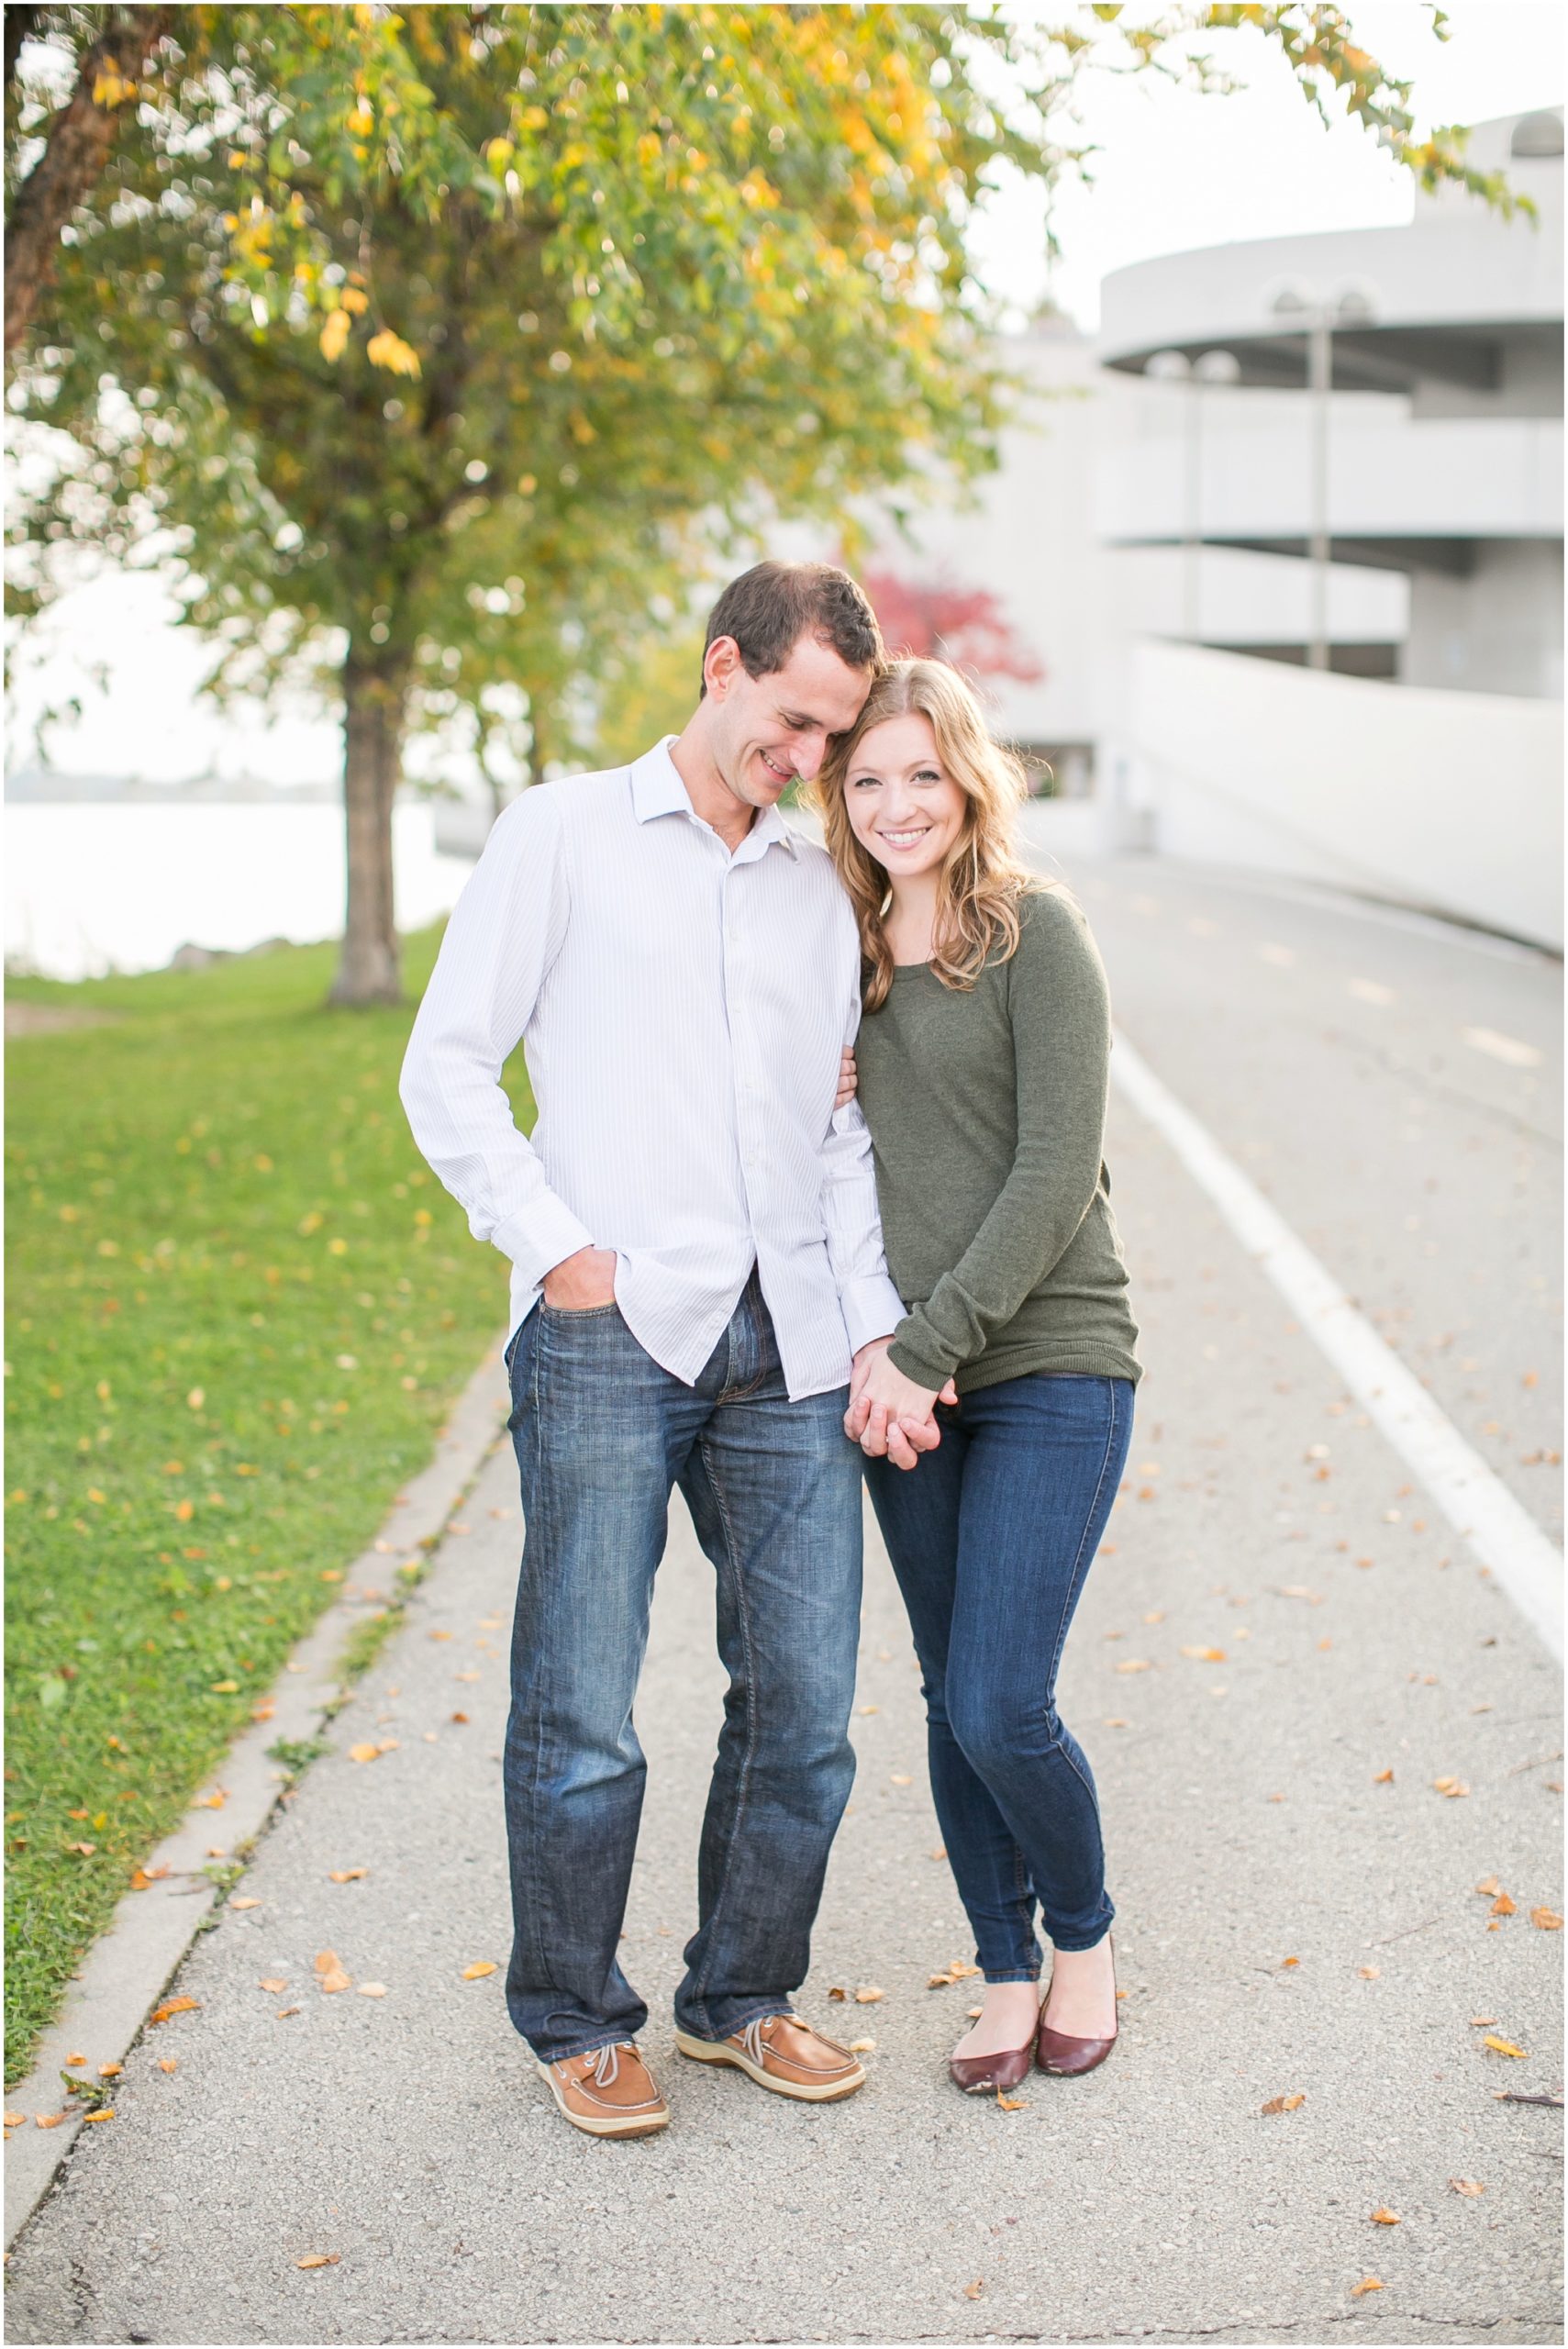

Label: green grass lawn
[5,930,524,2084]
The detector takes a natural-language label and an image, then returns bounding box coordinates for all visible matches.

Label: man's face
[704,633,873,815]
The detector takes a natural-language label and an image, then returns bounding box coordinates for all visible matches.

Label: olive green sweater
[857,885,1141,1397]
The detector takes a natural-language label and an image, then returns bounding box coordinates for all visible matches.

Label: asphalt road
[7,858,1562,2346]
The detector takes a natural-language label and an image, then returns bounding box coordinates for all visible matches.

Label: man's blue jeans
[502,1273,863,2063]
[865,1373,1134,1980]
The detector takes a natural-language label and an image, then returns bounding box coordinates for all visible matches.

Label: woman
[813,659,1140,2094]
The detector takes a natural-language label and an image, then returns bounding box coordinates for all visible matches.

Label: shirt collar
[630,736,798,860]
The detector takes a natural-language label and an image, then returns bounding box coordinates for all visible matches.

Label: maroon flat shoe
[949,2032,1036,2096]
[1037,1937,1118,2077]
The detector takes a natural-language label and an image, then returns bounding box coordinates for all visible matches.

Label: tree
[7,4,1520,1003]
[862,569,1047,684]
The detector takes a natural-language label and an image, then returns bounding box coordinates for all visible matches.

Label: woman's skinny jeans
[865,1372,1133,1980]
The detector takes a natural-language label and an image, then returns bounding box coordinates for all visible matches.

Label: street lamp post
[1269,281,1378,671]
[1145,346,1241,642]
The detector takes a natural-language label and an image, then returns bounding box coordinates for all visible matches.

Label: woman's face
[841,711,968,883]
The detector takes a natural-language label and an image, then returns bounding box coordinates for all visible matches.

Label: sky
[6,0,1562,791]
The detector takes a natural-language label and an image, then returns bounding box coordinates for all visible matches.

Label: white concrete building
[866,110,1562,947]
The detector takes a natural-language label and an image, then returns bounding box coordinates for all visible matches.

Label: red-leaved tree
[863,570,1046,684]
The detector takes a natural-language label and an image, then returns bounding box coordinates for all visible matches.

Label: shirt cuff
[490,1196,596,1292]
[840,1274,907,1359]
[886,1321,959,1392]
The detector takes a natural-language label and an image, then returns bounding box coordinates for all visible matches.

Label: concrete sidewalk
[6,1083,1562,2344]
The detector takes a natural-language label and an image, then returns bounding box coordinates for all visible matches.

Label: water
[5,801,474,981]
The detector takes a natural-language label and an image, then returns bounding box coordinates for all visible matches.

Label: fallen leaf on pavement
[1370,2209,1400,2226]
[827,1986,846,2000]
[462,1961,497,1980]
[97,2063,122,2079]
[356,1983,388,1998]
[275,2007,300,2019]
[1490,1892,1516,1917]
[1483,2035,1528,2058]
[1373,1768,1394,1784]
[1531,1908,1562,1931]
[854,1986,884,2003]
[857,1703,878,1716]
[3,2110,25,2128]
[65,2053,84,2066]
[1475,1876,1500,1897]
[1180,1645,1226,1662]
[259,1978,287,1993]
[1450,2178,1485,2196]
[849,2038,875,2053]
[1359,1966,1381,1979]
[1115,1659,1152,1675]
[82,2108,115,2124]
[1469,2016,1497,2027]
[450,1711,470,1725]
[157,2058,178,2073]
[192,1790,227,1809]
[296,2253,340,2269]
[1279,1956,1300,1969]
[1351,2278,1384,2298]
[35,2114,63,2129]
[963,2281,984,2300]
[1261,2094,1306,2114]
[347,1743,381,1764]
[1432,1776,1470,1798]
[150,1998,199,2025]
[890,1773,913,1786]
[228,1895,261,1910]
[314,1949,351,1994]
[328,1868,368,1883]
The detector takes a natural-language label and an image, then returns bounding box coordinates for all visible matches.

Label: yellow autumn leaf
[296,2252,340,2269]
[1370,2208,1400,2225]
[854,1985,884,2003]
[150,1998,199,2025]
[1351,2277,1384,2296]
[1115,1658,1152,1675]
[348,1742,380,1764]
[462,1960,497,1980]
[1531,1907,1562,1931]
[1180,1645,1226,1662]
[366,329,421,378]
[319,306,351,363]
[1483,2035,1528,2058]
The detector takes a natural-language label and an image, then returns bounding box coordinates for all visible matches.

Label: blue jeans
[865,1373,1133,1980]
[502,1272,863,2063]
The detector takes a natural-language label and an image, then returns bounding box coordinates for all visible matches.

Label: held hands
[846,1339,957,1471]
[542,1245,618,1310]
[834,1047,858,1111]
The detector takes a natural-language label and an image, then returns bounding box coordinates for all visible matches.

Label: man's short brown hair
[700,562,883,696]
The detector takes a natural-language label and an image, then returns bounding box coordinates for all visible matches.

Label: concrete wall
[1406,540,1566,700]
[1100,640,1563,949]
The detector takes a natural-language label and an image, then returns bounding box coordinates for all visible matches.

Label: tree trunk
[5,6,172,356]
[329,651,407,1008]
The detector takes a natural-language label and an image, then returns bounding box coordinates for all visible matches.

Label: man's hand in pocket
[542,1246,618,1310]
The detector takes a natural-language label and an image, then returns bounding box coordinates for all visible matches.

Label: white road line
[1111,1030,1564,1662]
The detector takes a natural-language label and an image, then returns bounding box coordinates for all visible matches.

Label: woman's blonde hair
[810,658,1042,1012]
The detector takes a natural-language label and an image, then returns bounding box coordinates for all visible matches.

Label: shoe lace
[740,2013,803,2066]
[582,2041,637,2088]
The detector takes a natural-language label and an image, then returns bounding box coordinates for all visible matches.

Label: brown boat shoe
[537,2040,671,2139]
[673,2012,866,2101]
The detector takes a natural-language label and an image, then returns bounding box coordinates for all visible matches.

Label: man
[401,562,941,2139]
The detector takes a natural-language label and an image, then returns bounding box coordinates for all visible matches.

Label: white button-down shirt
[399,738,904,1400]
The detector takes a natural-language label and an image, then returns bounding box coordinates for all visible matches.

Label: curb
[3,1336,511,2252]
